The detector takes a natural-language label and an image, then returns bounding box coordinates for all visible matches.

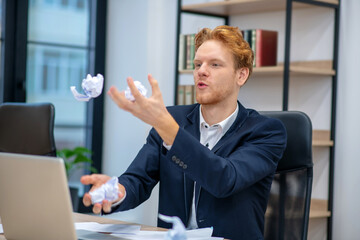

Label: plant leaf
[73,155,92,164]
[74,146,92,155]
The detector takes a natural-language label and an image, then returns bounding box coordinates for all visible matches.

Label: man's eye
[194,63,201,68]
[212,63,220,67]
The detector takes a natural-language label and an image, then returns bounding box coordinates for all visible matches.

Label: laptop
[0,152,126,240]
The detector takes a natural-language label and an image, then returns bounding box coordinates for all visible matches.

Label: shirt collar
[199,104,239,135]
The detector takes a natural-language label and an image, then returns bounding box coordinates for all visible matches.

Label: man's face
[193,40,246,106]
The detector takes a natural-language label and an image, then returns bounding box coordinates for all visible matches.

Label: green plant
[57,146,98,178]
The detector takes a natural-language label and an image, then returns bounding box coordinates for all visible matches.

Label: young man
[81,25,286,240]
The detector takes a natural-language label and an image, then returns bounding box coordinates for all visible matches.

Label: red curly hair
[195,25,253,79]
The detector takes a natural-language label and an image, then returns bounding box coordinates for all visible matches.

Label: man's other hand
[80,174,125,214]
[107,74,179,146]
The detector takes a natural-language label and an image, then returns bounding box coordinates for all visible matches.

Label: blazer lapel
[182,104,200,223]
[184,104,200,139]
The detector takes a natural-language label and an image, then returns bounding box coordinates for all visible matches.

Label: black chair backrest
[261,111,313,240]
[0,102,56,156]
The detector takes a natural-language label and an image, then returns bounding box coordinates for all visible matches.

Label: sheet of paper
[76,229,130,240]
[0,223,136,238]
[75,222,140,234]
[111,227,223,240]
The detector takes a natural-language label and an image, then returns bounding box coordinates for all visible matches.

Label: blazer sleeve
[165,116,287,198]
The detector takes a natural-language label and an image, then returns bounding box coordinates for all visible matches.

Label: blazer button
[172,156,177,162]
[183,164,187,169]
[179,161,184,167]
[175,158,180,164]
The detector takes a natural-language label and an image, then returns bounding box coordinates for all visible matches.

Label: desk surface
[0,212,166,239]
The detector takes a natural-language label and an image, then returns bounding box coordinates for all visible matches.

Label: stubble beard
[196,90,226,106]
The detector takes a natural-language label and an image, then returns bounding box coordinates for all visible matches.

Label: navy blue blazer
[114,102,287,240]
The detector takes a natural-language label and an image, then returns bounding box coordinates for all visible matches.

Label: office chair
[261,111,313,240]
[0,102,56,156]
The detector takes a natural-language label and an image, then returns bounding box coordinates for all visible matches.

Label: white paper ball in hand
[124,81,147,101]
[89,177,119,204]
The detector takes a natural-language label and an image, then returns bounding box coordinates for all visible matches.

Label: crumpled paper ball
[124,81,147,101]
[89,177,119,204]
[71,74,104,101]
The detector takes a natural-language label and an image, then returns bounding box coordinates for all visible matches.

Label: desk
[0,212,166,239]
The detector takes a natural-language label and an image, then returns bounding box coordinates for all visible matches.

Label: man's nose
[197,64,209,76]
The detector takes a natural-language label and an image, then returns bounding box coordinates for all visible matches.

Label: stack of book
[177,85,196,105]
[242,29,278,67]
[178,34,196,71]
[178,29,278,70]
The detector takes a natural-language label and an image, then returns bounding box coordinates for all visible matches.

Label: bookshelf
[175,0,340,239]
[180,60,335,77]
[265,198,331,218]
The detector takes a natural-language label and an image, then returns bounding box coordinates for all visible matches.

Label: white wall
[102,0,176,226]
[333,0,360,239]
[102,0,360,237]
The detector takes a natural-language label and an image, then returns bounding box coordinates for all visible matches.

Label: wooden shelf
[182,0,339,16]
[310,199,331,218]
[313,129,333,147]
[178,69,193,74]
[265,198,331,219]
[179,60,335,77]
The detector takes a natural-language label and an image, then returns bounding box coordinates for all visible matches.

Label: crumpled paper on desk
[158,214,187,240]
[89,177,119,204]
[71,74,104,101]
[125,81,147,101]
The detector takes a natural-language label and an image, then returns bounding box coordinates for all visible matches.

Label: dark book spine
[251,29,256,67]
[255,29,278,67]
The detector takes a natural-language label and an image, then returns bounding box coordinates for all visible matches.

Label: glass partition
[26,0,90,150]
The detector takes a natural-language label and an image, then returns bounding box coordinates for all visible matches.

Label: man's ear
[236,68,249,87]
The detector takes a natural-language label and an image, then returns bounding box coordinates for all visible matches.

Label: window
[1,0,106,208]
[27,0,90,150]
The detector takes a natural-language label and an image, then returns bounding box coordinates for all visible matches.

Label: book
[255,29,278,67]
[177,85,185,105]
[178,34,186,71]
[186,35,192,70]
[185,85,194,105]
[243,30,252,48]
[185,34,195,70]
[190,34,195,70]
[251,29,256,67]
